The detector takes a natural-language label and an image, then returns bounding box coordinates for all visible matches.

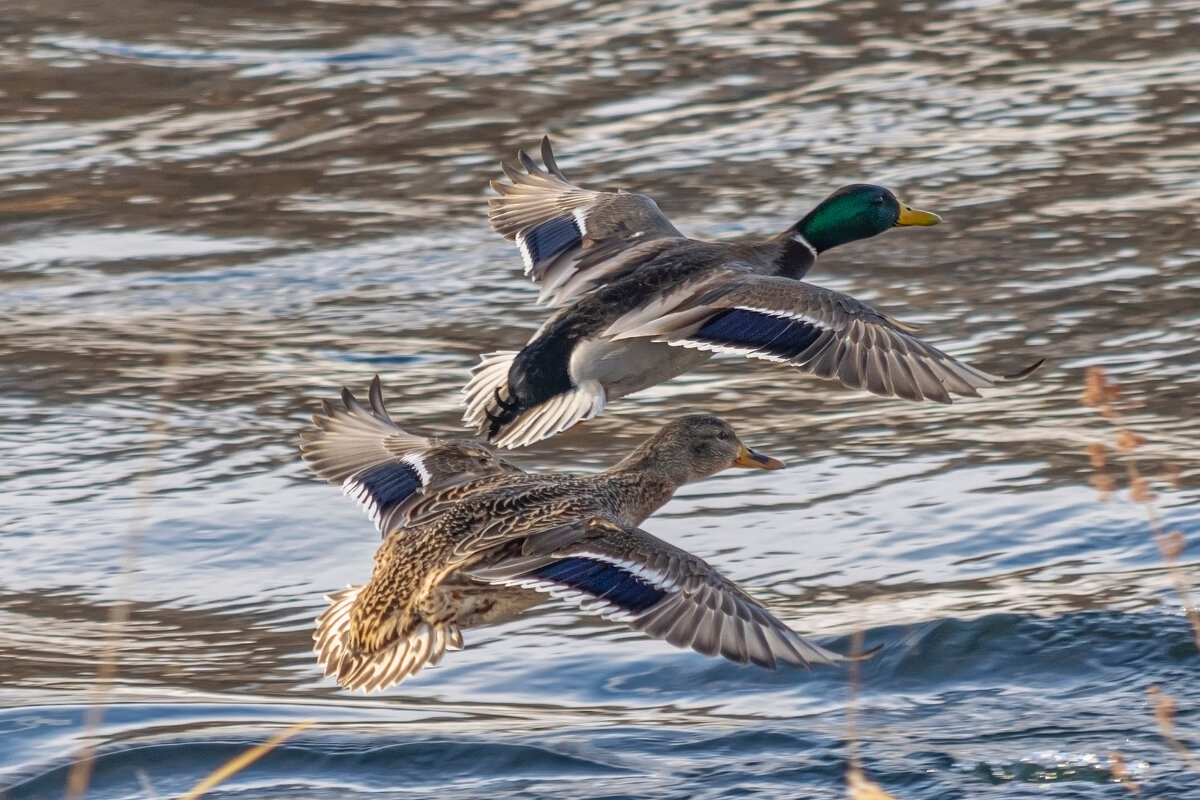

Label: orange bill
[732,443,786,470]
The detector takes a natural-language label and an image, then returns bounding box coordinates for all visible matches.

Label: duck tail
[313,585,463,693]
[462,351,607,448]
[488,381,608,448]
[462,350,522,431]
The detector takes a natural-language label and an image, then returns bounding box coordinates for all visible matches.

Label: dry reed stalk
[63,359,182,800]
[1080,367,1199,648]
[1082,367,1199,782]
[1148,686,1200,775]
[845,630,900,800]
[1108,751,1141,795]
[847,768,900,800]
[60,356,317,800]
[62,594,137,800]
[175,720,315,800]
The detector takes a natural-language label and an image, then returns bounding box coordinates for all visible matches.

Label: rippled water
[3,0,1199,797]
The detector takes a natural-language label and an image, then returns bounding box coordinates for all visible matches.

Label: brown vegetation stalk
[1082,367,1199,782]
[63,357,180,800]
[1081,367,1200,648]
[845,630,899,800]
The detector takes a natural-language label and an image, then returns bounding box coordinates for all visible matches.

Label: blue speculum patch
[524,216,582,266]
[523,557,666,613]
[352,461,423,515]
[695,308,823,360]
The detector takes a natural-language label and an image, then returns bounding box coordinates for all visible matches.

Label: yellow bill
[895,203,942,227]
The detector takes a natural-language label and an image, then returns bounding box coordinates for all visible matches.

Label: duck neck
[771,232,819,280]
[603,451,690,525]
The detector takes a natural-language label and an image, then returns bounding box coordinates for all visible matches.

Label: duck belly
[443,579,546,629]
[569,337,712,401]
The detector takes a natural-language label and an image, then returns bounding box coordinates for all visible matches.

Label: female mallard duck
[463,137,1041,448]
[302,376,868,692]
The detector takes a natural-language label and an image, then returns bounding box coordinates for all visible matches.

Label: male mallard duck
[463,137,1041,448]
[302,377,868,692]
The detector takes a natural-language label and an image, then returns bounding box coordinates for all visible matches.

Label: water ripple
[2,0,1199,797]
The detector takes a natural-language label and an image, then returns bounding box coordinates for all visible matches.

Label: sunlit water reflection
[2,0,1198,797]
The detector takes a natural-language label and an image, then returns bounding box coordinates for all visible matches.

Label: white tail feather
[460,352,606,449]
[489,381,606,448]
[461,351,519,430]
[313,584,459,693]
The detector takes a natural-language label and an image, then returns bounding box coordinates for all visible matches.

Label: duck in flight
[302,377,870,692]
[463,137,1041,448]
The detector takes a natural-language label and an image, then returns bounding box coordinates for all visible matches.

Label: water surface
[2,0,1199,797]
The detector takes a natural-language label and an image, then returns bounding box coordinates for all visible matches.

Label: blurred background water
[1,0,1199,797]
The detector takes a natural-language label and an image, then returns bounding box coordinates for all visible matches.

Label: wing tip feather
[998,357,1045,383]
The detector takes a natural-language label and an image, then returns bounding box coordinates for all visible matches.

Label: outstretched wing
[489,136,688,305]
[604,273,1043,404]
[300,375,524,535]
[468,518,869,670]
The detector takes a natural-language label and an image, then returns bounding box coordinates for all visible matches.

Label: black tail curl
[485,387,523,438]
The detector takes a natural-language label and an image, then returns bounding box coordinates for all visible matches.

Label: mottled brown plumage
[302,377,867,692]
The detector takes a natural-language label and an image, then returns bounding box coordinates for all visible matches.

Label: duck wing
[604,273,1043,404]
[300,375,525,536]
[467,518,867,670]
[490,136,688,306]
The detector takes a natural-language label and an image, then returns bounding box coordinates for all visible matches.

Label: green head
[793,184,941,254]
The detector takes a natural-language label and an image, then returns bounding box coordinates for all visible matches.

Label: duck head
[616,414,785,484]
[793,184,941,254]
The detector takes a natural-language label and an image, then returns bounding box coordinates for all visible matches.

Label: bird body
[463,138,1040,448]
[477,245,742,440]
[302,377,863,692]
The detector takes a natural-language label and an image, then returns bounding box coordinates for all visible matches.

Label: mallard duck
[301,376,868,692]
[463,137,1041,448]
